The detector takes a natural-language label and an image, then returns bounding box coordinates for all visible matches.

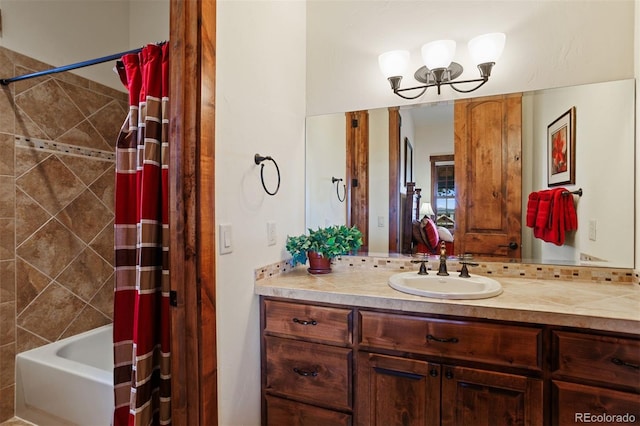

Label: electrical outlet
[267,221,277,246]
[588,219,597,241]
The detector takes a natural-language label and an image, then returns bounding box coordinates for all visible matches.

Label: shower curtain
[113,43,171,426]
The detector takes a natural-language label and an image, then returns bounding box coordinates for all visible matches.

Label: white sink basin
[388,272,503,299]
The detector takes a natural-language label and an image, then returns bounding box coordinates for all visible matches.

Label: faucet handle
[411,259,429,275]
[459,261,479,278]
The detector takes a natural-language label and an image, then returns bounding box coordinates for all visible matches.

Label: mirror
[306,79,635,268]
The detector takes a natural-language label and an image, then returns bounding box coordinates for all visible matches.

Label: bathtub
[15,324,114,426]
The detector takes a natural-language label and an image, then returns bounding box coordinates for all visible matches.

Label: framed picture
[547,107,576,187]
[404,137,413,186]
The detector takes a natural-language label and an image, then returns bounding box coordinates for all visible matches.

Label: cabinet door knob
[429,369,439,377]
[445,370,454,380]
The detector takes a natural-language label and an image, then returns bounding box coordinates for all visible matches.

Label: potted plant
[286,225,363,274]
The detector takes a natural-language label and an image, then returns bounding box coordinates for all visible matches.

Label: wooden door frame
[345,110,369,251]
[388,107,401,253]
[169,0,218,424]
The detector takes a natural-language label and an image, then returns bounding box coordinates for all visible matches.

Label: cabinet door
[552,381,640,426]
[356,352,440,426]
[441,365,543,426]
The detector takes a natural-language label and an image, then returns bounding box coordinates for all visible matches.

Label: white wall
[0,0,168,91]
[307,0,635,115]
[215,1,306,425]
[523,80,635,267]
[368,108,389,253]
[306,114,346,229]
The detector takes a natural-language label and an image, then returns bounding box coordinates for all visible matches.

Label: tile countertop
[254,266,640,335]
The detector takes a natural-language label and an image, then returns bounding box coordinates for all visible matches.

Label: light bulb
[421,40,456,70]
[468,33,506,65]
[378,50,410,78]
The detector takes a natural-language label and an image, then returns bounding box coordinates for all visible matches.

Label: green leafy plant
[286,225,363,266]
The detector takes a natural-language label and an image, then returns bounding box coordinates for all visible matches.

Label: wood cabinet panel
[265,336,352,411]
[441,365,543,426]
[264,299,353,345]
[265,395,352,426]
[552,330,640,392]
[359,310,542,370]
[356,352,440,426]
[551,381,640,426]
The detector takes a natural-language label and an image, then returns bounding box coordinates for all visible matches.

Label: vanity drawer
[552,330,640,391]
[359,310,542,370]
[265,395,352,426]
[264,299,353,345]
[265,336,352,411]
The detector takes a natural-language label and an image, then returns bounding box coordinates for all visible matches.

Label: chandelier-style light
[378,33,506,99]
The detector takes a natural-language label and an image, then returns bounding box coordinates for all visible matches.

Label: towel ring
[254,154,280,196]
[332,177,345,202]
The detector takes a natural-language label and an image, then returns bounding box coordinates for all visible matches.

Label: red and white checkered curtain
[113,43,171,426]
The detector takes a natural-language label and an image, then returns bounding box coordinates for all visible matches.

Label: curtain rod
[0,47,145,86]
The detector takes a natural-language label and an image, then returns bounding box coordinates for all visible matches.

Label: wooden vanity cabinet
[261,299,355,425]
[357,310,544,426]
[261,297,639,426]
[550,329,640,425]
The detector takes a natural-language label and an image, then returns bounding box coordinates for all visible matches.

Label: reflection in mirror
[305,79,635,268]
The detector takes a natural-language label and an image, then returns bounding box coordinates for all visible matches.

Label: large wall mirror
[306,79,635,268]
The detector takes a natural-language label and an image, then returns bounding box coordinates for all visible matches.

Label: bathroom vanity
[256,263,640,425]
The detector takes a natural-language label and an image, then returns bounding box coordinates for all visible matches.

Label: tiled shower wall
[0,46,126,421]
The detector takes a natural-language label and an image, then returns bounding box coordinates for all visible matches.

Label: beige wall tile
[0,134,14,176]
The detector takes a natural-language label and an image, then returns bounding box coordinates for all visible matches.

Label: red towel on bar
[526,191,539,228]
[531,187,578,246]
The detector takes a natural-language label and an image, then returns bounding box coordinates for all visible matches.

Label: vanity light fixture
[378,33,506,99]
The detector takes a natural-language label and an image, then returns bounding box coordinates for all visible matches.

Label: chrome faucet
[436,241,449,276]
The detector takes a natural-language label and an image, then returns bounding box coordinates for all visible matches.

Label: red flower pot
[307,251,332,274]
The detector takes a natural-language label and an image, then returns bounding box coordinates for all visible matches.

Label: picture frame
[404,137,413,187]
[547,107,576,187]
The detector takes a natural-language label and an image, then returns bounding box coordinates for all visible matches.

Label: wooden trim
[346,110,369,251]
[169,0,218,424]
[388,107,400,253]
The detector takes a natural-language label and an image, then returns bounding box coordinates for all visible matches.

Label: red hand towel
[533,190,552,240]
[563,192,578,231]
[526,191,539,228]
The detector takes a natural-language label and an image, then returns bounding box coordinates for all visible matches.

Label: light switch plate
[267,221,276,246]
[219,223,232,254]
[588,219,597,241]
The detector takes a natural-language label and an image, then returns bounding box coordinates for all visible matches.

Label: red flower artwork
[551,127,567,174]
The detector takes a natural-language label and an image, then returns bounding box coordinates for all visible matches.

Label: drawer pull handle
[427,334,459,344]
[374,367,423,380]
[293,367,318,377]
[611,357,640,370]
[292,317,317,326]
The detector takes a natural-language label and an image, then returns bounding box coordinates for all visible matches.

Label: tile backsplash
[0,46,125,421]
[255,255,636,285]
